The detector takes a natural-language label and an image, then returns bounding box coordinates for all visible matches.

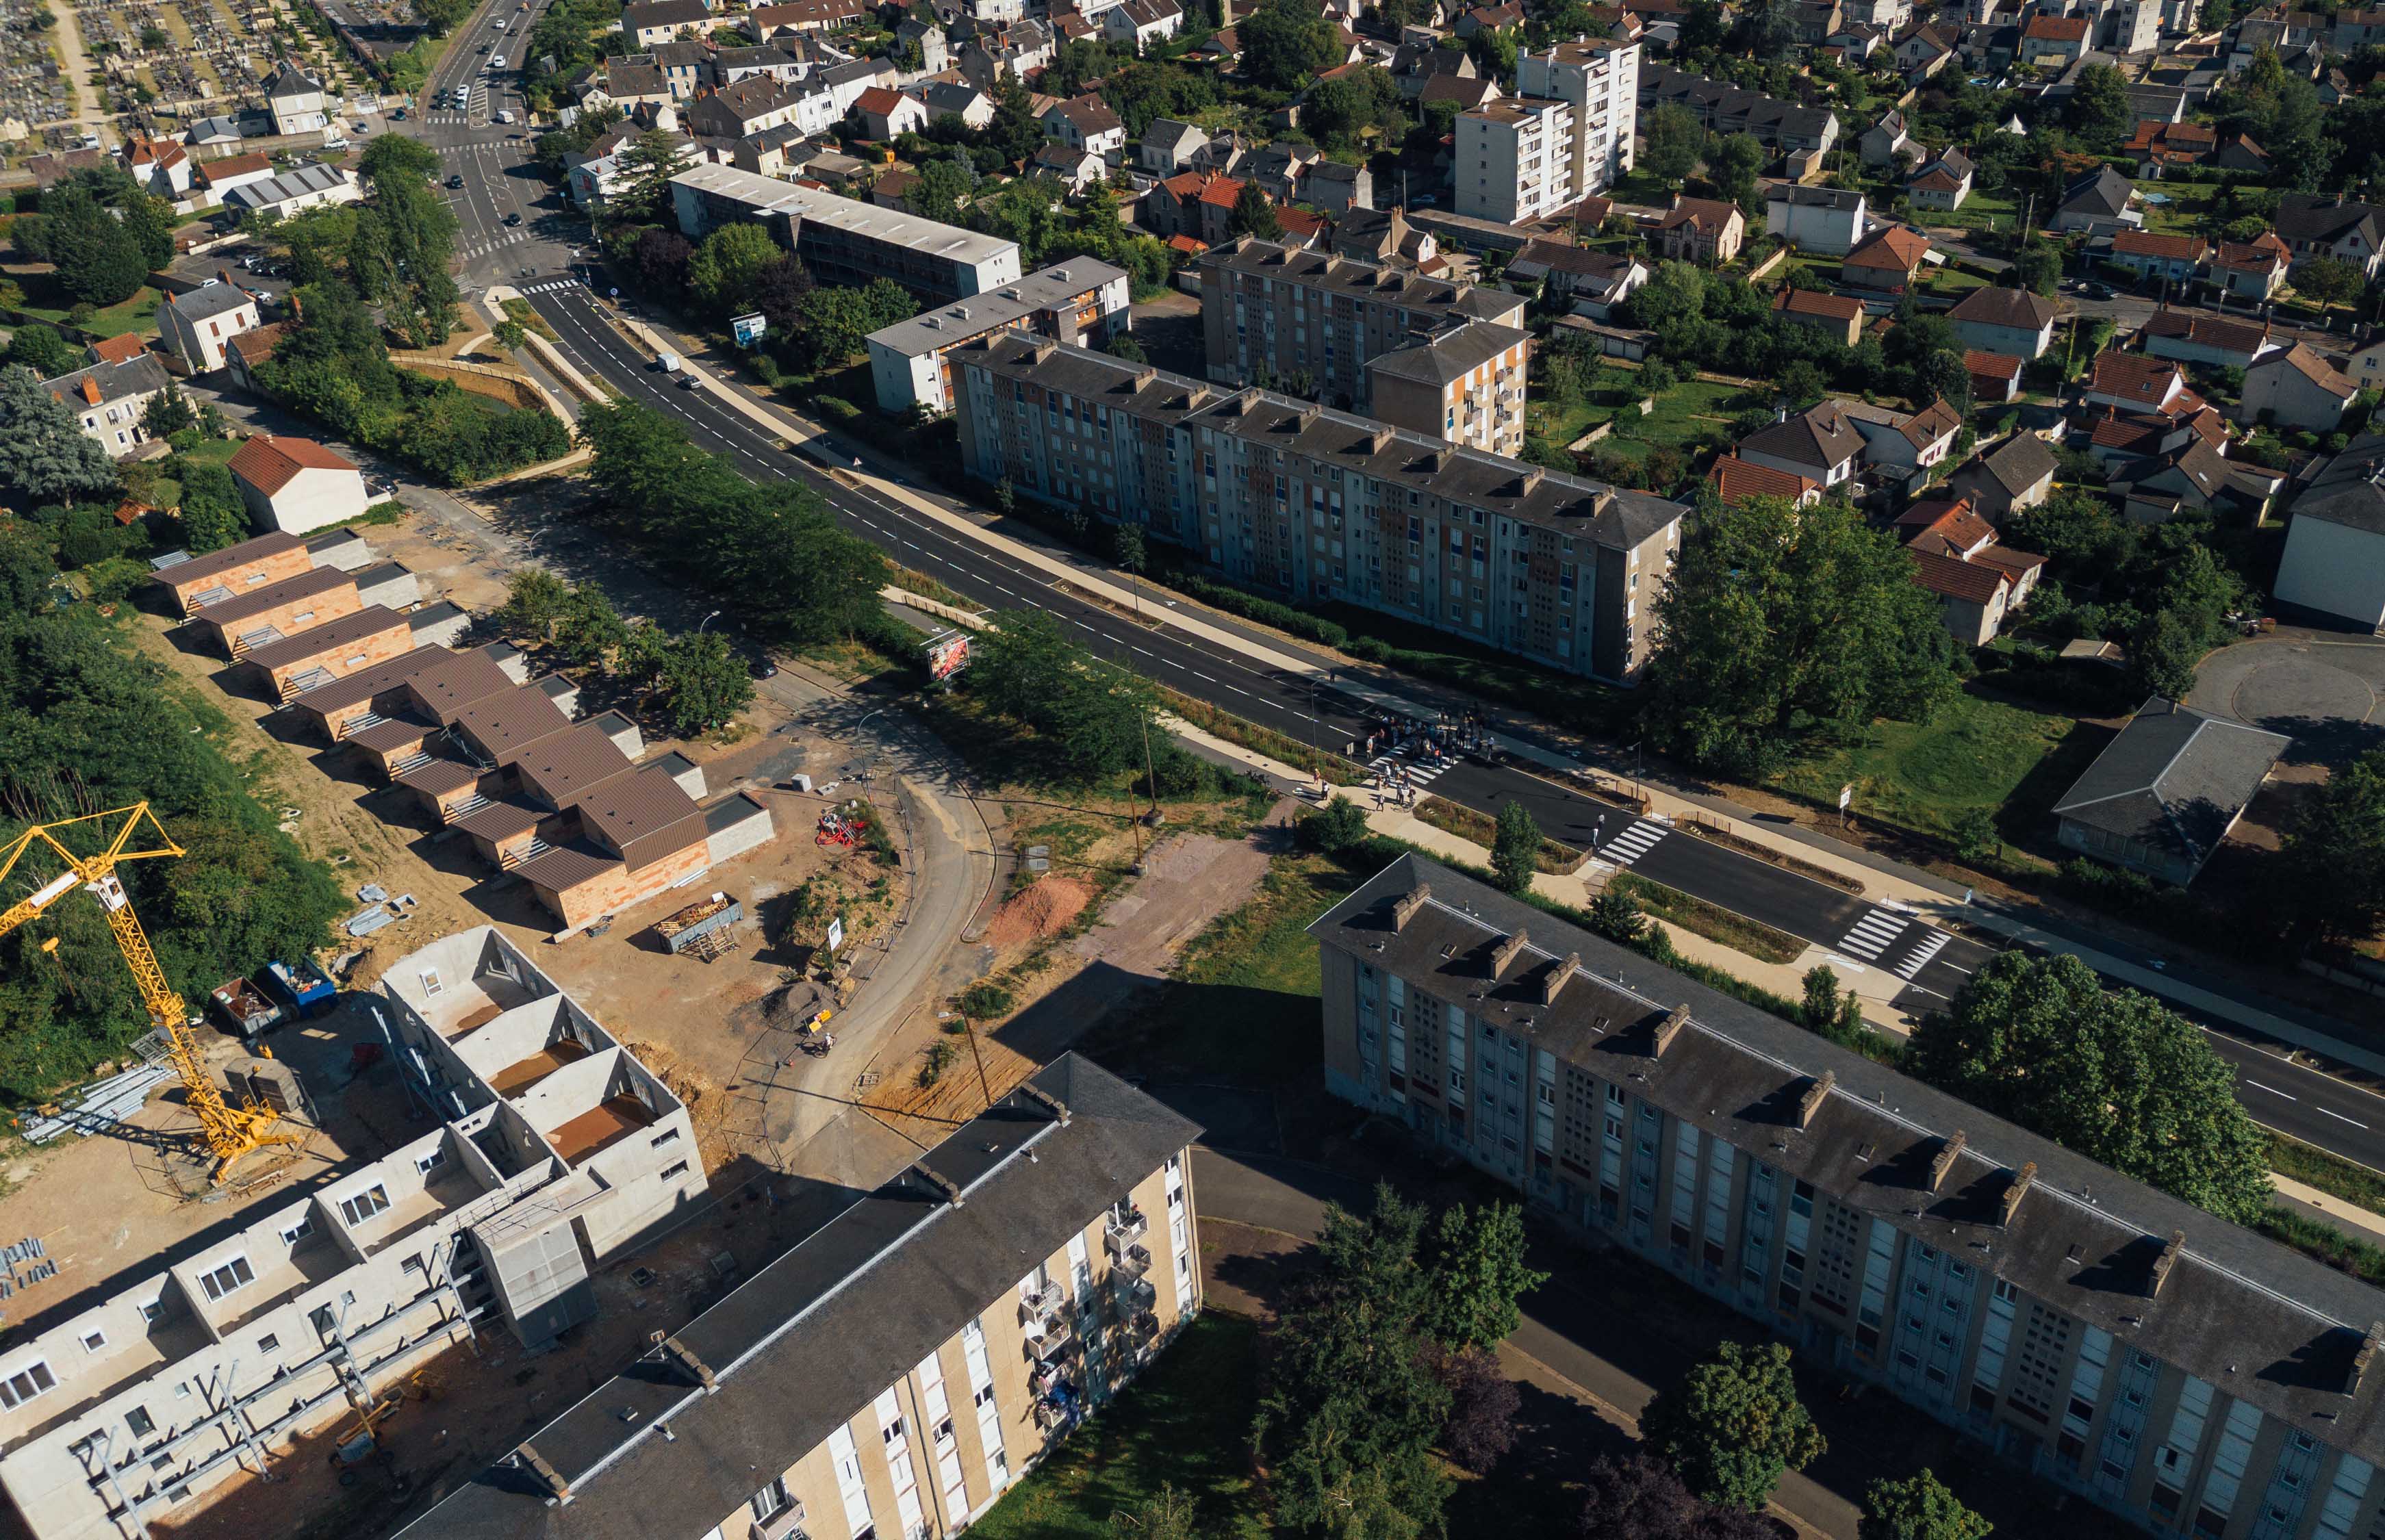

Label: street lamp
[698,609,720,634]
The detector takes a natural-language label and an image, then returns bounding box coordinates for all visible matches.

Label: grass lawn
[17,284,164,339]
[177,437,243,467]
[1768,688,2093,845]
[965,1313,1271,1540]
[1922,264,1990,298]
[1607,168,1676,208]
[1594,377,1757,462]
[1929,188,2020,236]
[2135,180,2221,236]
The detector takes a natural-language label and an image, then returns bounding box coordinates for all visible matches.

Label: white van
[496,109,515,123]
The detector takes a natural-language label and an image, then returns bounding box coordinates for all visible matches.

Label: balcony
[1019,1279,1065,1322]
[1023,1309,1074,1361]
[748,1501,809,1540]
[1105,1208,1149,1247]
[1108,1241,1152,1279]
[1115,1275,1158,1313]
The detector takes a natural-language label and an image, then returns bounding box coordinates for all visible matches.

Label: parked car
[503,211,522,225]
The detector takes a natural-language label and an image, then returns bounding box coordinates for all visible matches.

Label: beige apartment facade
[1516,36,1640,202]
[399,1055,1202,1540]
[1455,97,1577,224]
[1364,322,1533,457]
[951,335,1682,684]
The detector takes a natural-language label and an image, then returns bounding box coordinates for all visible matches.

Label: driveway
[2189,631,2385,771]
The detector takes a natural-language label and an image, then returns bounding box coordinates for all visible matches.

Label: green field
[17,283,164,339]
[1769,689,2095,845]
[965,1313,1271,1540]
[1531,378,1757,460]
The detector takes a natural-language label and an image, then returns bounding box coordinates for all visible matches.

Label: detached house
[2019,14,2089,64]
[2084,350,2202,419]
[1948,284,2059,357]
[1657,196,1744,264]
[120,134,192,199]
[1904,149,1972,211]
[262,62,328,136]
[1840,224,1932,295]
[2276,194,2385,278]
[2048,165,2139,234]
[1735,402,1867,488]
[2139,309,2280,372]
[850,85,929,140]
[160,281,264,374]
[1104,0,1182,50]
[2106,229,2208,285]
[2242,344,2361,432]
[1949,432,2060,520]
[42,354,172,458]
[228,434,372,536]
[1765,184,1867,256]
[622,0,713,47]
[1898,493,2045,644]
[1770,286,1865,346]
[1841,396,1964,476]
[2207,233,2292,303]
[2052,697,2286,885]
[1705,454,1824,510]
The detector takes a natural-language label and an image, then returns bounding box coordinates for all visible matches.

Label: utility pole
[960,1008,994,1114]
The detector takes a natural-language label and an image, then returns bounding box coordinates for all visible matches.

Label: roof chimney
[1928,1130,1967,1191]
[2350,1322,2385,1396]
[1540,951,1579,1004]
[1490,928,1529,977]
[1652,1002,1690,1057]
[1391,882,1431,932]
[2147,1229,2186,1298]
[1997,1161,2037,1227]
[1796,1071,1834,1129]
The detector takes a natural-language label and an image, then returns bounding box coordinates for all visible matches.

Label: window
[750,1477,793,1522]
[414,1147,446,1175]
[339,1185,390,1226]
[0,1361,55,1409]
[125,1407,155,1439]
[279,1216,314,1246]
[257,1333,281,1354]
[661,1160,691,1181]
[650,1127,681,1150]
[199,1256,255,1302]
[79,1329,106,1353]
[139,1300,164,1324]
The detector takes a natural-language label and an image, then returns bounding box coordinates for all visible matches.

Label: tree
[653,630,756,734]
[688,222,783,318]
[0,365,117,506]
[2282,747,2385,940]
[1641,105,1705,188]
[1861,1471,1992,1540]
[1707,132,1765,205]
[492,319,528,352]
[1253,1183,1453,1539]
[1640,496,1961,776]
[1302,793,1373,853]
[2126,607,2203,702]
[1240,0,1339,88]
[1490,797,1540,894]
[36,185,149,306]
[119,192,175,272]
[140,384,196,440]
[1106,334,1149,362]
[1229,180,1282,240]
[1588,886,1646,945]
[4,321,78,377]
[177,460,248,551]
[1112,524,1146,574]
[2296,256,2367,312]
[1425,1343,1519,1475]
[1422,1201,1546,1350]
[1640,1341,1826,1511]
[1777,358,1827,405]
[2010,243,2063,297]
[635,227,695,294]
[1801,964,1844,1031]
[1906,952,2273,1222]
[353,136,461,346]
[1577,1453,1705,1540]
[497,567,574,641]
[1106,1485,1201,1540]
[2065,63,2133,149]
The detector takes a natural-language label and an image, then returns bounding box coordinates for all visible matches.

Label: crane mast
[0,803,301,1183]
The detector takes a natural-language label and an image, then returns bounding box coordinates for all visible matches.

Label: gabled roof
[2058,165,2135,219]
[87,333,148,365]
[1948,283,2056,332]
[2213,233,2290,271]
[1966,433,2059,496]
[164,281,259,325]
[1659,196,1740,234]
[1737,402,1865,471]
[42,353,170,410]
[2278,194,2385,246]
[1707,454,1820,507]
[2256,342,2359,398]
[2089,350,2192,409]
[1909,543,2011,604]
[228,434,359,496]
[2054,697,2288,864]
[1843,224,1930,271]
[1963,348,2023,380]
[1772,287,1865,322]
[2024,14,2088,38]
[2113,230,2209,261]
[1366,321,1529,386]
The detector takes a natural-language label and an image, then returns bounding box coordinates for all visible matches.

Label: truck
[263,958,338,1019]
[209,978,284,1038]
[656,893,743,959]
[657,351,680,374]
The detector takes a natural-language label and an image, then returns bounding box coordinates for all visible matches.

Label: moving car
[491,53,508,67]
[503,211,523,225]
[496,109,516,123]
[447,174,465,188]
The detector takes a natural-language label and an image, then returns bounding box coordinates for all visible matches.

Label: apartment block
[0,931,705,1540]
[865,259,1132,415]
[1456,97,1576,225]
[398,1055,1202,1540]
[1198,238,1527,416]
[1364,321,1533,458]
[1516,37,1640,201]
[1314,854,2385,1540]
[670,163,1023,300]
[1637,64,1841,157]
[950,336,1681,684]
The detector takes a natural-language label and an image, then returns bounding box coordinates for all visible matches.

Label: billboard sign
[826,915,844,953]
[925,628,971,682]
[730,312,767,348]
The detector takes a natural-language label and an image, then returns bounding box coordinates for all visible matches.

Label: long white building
[669,163,1022,300]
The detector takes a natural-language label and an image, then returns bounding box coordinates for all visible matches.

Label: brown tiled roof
[2264,342,2358,396]
[1773,287,1865,322]
[1909,545,2010,603]
[2089,350,2186,407]
[2024,14,2087,38]
[241,606,407,671]
[1949,285,2056,331]
[228,434,359,496]
[1706,454,1819,506]
[1660,196,1739,234]
[2113,230,2209,261]
[88,333,148,365]
[1963,348,2022,378]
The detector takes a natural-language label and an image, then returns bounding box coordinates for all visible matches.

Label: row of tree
[493,570,756,736]
[13,165,177,308]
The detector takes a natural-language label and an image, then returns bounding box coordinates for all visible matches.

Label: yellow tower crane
[0,802,302,1184]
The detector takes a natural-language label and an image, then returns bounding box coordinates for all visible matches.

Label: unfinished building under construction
[0,930,705,1540]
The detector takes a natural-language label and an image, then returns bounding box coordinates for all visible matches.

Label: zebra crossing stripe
[1838,909,1906,960]
[1897,931,1952,979]
[1598,819,1667,867]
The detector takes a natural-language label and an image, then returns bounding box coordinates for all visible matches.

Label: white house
[120,134,192,198]
[160,281,264,374]
[41,354,173,458]
[1044,95,1127,157]
[1140,118,1210,172]
[222,163,361,220]
[2241,344,2361,433]
[1765,185,1867,256]
[262,62,328,136]
[2276,437,2385,628]
[1947,284,2060,358]
[851,85,929,140]
[1104,0,1183,51]
[228,435,372,536]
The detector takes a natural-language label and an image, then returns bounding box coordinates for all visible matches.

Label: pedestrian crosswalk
[1896,929,1952,979]
[1368,754,1453,789]
[1837,908,1908,962]
[1597,818,1668,867]
[461,231,530,257]
[519,278,583,294]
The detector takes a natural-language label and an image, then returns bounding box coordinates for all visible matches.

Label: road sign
[826,916,844,953]
[1839,782,1854,811]
[730,311,767,348]
[924,628,971,682]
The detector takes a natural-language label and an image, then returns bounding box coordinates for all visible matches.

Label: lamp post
[698,609,720,634]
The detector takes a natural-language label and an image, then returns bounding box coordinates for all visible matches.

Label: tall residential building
[1198,237,1528,423]
[398,1055,1202,1540]
[0,930,710,1540]
[1516,37,1640,202]
[949,335,1682,683]
[1455,97,1577,224]
[1313,854,2385,1540]
[1364,321,1533,458]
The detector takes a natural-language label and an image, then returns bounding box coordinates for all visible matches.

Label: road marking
[1596,818,1668,866]
[2245,1081,2296,1101]
[1896,930,1952,979]
[1191,670,1217,682]
[1837,908,1907,961]
[2323,1108,2372,1129]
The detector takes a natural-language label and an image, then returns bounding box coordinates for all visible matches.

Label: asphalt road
[387,78,2385,1178]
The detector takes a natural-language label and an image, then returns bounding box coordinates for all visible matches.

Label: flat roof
[866,258,1128,358]
[672,163,1020,268]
